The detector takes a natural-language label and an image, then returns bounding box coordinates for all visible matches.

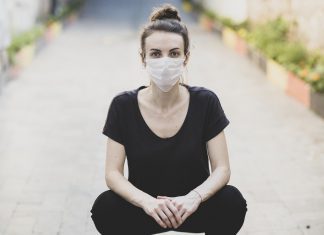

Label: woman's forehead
[145,31,183,50]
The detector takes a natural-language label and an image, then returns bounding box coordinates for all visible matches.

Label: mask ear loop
[141,52,151,86]
[182,60,188,85]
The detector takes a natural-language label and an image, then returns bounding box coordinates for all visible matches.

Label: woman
[91,3,248,235]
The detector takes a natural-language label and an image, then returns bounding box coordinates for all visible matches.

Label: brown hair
[139,3,190,64]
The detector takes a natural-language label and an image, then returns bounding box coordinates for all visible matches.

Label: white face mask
[145,57,185,92]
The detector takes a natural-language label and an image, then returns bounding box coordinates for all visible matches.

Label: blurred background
[0,0,323,234]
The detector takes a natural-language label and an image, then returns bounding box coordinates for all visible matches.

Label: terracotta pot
[286,72,311,107]
[45,21,62,41]
[266,59,288,90]
[199,15,214,31]
[222,27,237,50]
[235,36,248,56]
[14,43,35,69]
[310,90,324,118]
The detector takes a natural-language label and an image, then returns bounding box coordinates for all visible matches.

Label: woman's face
[143,31,189,66]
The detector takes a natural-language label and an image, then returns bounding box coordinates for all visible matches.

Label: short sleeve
[102,96,124,145]
[203,91,230,142]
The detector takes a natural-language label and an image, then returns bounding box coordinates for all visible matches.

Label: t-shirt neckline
[134,83,192,141]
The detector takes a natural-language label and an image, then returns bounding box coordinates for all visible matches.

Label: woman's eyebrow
[149,48,180,51]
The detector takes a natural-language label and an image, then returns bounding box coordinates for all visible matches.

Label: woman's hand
[157,190,202,227]
[141,197,183,229]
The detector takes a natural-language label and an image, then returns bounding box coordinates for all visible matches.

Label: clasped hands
[142,190,202,229]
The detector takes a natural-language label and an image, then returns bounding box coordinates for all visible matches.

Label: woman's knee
[204,185,247,231]
[212,184,248,213]
[90,190,128,234]
[91,190,117,215]
[90,190,154,234]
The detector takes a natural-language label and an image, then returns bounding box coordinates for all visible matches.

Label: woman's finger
[156,208,172,228]
[151,211,168,229]
[161,204,179,228]
[165,199,182,225]
[179,207,187,218]
[181,210,192,222]
[157,196,172,200]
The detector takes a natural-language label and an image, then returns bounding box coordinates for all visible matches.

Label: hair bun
[150,4,181,22]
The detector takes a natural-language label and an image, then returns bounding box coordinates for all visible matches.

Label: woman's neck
[147,81,183,111]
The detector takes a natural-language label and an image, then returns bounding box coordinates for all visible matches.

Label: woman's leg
[90,184,247,234]
[174,184,248,234]
[90,189,172,235]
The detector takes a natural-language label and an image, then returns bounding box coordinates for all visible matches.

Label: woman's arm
[105,137,153,208]
[187,130,231,202]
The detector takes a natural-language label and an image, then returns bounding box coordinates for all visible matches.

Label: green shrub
[218,16,249,31]
[276,42,307,66]
[309,63,324,93]
[263,42,285,60]
[203,8,218,20]
[246,17,307,67]
[7,25,45,64]
[6,0,84,64]
[247,17,289,52]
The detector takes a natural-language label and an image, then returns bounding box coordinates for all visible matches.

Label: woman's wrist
[188,189,203,203]
[133,192,154,209]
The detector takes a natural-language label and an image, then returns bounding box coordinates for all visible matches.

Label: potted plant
[6,25,43,72]
[222,27,238,50]
[182,0,193,13]
[266,58,289,90]
[306,59,324,117]
[310,89,324,118]
[199,9,216,32]
[45,18,62,42]
[235,28,248,56]
[286,71,311,107]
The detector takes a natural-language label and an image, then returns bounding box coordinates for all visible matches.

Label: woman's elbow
[105,170,123,188]
[221,167,231,184]
[105,170,116,188]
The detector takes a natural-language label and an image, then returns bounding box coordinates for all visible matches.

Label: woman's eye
[170,51,180,57]
[150,52,160,57]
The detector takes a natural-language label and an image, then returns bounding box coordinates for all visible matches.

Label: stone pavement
[0,0,323,234]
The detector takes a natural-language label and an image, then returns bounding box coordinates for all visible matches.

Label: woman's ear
[140,51,146,67]
[184,51,190,66]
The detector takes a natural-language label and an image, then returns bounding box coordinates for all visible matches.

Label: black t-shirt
[102,83,230,197]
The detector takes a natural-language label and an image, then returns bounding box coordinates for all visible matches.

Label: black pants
[90,184,248,234]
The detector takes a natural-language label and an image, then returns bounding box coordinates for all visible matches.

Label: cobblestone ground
[0,0,323,234]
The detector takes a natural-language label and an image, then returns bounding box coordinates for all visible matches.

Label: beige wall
[203,0,324,51]
[203,0,248,23]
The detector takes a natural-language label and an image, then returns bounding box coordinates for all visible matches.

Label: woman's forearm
[105,171,153,208]
[188,166,231,202]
